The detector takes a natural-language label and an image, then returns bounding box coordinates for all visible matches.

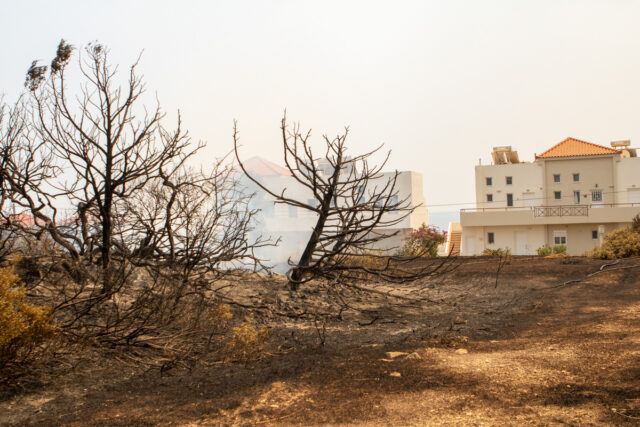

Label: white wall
[542,156,615,205]
[461,225,546,255]
[615,157,640,203]
[474,162,544,208]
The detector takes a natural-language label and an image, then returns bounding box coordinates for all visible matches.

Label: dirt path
[2,257,640,425]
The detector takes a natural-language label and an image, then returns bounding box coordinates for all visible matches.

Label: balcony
[533,205,588,217]
[460,203,640,227]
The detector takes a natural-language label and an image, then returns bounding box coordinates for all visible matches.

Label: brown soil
[2,256,640,426]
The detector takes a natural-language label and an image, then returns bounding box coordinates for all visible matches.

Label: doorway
[515,231,529,255]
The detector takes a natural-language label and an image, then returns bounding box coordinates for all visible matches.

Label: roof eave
[535,153,619,161]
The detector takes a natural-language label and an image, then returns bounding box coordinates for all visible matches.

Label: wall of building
[408,171,430,228]
[541,156,615,205]
[375,171,429,229]
[615,157,640,204]
[461,222,630,256]
[461,225,546,255]
[461,205,640,227]
[474,162,543,208]
[472,155,638,208]
[543,222,625,255]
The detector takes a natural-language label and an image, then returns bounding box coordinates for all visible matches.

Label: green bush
[536,245,552,256]
[552,244,567,254]
[482,248,510,257]
[587,228,640,259]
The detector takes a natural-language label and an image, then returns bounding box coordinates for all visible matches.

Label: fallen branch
[543,261,640,290]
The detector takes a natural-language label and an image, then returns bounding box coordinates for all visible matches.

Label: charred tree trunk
[289,168,339,289]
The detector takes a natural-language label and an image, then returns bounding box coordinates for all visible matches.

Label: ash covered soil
[2,256,640,426]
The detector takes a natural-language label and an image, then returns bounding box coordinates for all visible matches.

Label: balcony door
[506,193,513,207]
[573,191,581,204]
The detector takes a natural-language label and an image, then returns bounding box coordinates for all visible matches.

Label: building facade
[460,138,640,255]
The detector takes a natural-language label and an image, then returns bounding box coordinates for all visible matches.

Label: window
[389,195,399,214]
[506,193,513,207]
[554,191,562,200]
[288,205,297,218]
[592,230,599,240]
[308,198,319,209]
[488,232,495,244]
[573,173,580,182]
[553,230,567,245]
[591,190,603,202]
[506,176,512,185]
[356,185,365,204]
[573,191,581,204]
[553,174,561,183]
[486,194,493,202]
[486,177,492,186]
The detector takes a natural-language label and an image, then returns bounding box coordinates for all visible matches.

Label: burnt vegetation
[0,40,457,380]
[0,40,273,374]
[234,116,456,291]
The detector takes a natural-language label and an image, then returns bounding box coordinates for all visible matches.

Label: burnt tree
[21,41,194,290]
[235,115,453,290]
[0,41,272,351]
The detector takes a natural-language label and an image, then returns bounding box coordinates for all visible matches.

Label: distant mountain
[428,210,460,231]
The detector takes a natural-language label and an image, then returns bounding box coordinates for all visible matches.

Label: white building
[238,157,429,267]
[459,138,640,256]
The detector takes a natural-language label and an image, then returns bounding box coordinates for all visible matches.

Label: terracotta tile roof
[2,213,42,227]
[536,137,620,159]
[1,213,93,227]
[238,156,292,176]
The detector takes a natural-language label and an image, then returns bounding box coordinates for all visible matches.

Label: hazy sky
[1,1,639,211]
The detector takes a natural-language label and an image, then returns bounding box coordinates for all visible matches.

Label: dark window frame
[553,231,567,245]
[591,190,603,202]
[573,191,581,204]
[488,232,495,244]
